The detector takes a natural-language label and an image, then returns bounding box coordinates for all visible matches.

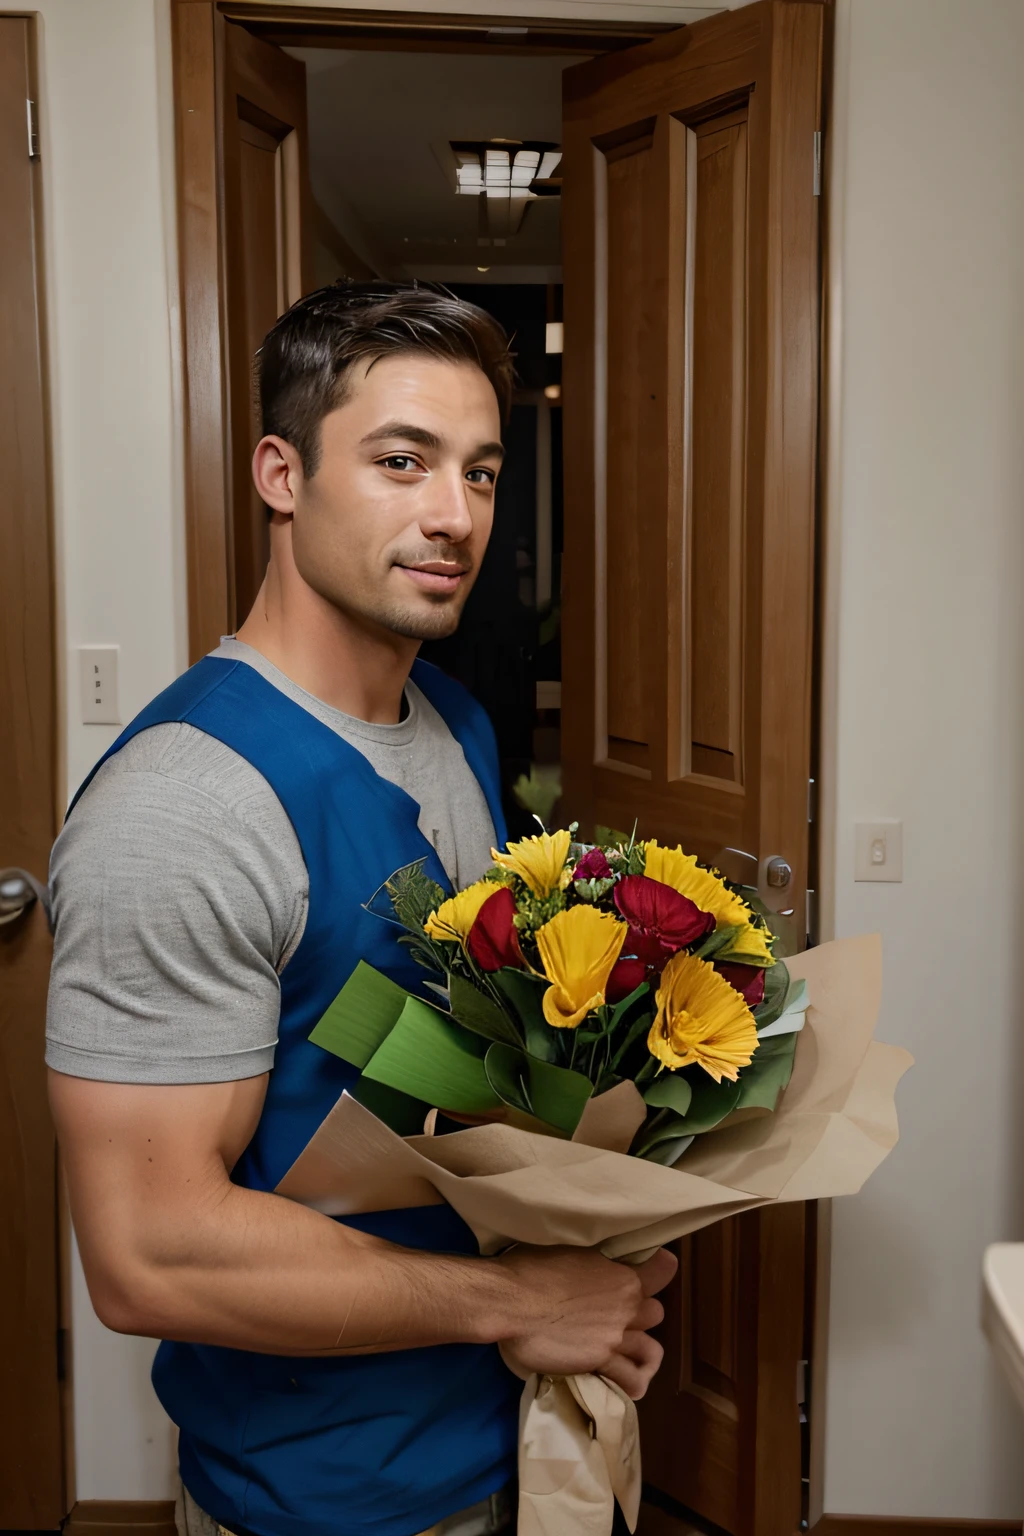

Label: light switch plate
[854,820,903,882]
[78,645,121,725]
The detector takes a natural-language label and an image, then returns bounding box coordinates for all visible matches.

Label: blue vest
[68,656,520,1536]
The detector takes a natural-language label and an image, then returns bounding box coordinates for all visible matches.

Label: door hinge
[807,777,817,824]
[806,888,818,948]
[813,130,822,196]
[26,98,39,160]
[56,1326,68,1382]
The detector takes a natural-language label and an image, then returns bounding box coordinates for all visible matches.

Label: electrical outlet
[78,645,121,725]
[854,821,903,882]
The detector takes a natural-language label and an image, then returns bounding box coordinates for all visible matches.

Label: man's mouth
[395,560,470,596]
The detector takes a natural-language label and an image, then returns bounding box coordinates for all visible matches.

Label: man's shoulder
[65,721,299,857]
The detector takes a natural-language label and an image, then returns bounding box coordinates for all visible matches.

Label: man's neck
[236,560,418,726]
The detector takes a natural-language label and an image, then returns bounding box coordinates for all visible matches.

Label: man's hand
[497,1246,676,1400]
[50,1070,673,1394]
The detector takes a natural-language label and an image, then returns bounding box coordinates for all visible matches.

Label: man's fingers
[636,1246,678,1298]
[630,1296,664,1333]
[602,1331,665,1400]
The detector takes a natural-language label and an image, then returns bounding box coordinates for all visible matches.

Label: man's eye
[379,455,421,473]
[466,468,496,486]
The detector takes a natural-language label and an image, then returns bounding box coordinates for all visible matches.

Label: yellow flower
[424,880,499,944]
[648,950,759,1083]
[535,906,627,1029]
[643,841,775,965]
[491,828,572,898]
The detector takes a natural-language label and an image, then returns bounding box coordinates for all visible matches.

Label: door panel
[223,20,312,628]
[561,5,822,1531]
[0,15,64,1527]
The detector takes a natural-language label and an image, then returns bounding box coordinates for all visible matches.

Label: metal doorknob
[765,857,792,890]
[0,867,51,929]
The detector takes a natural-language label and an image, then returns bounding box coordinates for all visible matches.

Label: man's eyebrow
[360,422,443,451]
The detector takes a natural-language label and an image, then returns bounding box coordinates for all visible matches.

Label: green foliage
[350,1076,431,1137]
[643,1072,693,1117]
[753,959,792,1028]
[361,997,502,1116]
[309,961,410,1068]
[483,1043,594,1136]
[447,972,523,1047]
[387,860,446,935]
[736,1031,798,1112]
[491,968,561,1063]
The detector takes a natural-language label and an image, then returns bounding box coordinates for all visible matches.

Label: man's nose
[417,468,475,544]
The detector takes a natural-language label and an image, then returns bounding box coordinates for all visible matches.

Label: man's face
[288,354,503,642]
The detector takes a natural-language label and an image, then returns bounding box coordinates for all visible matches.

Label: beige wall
[823,0,1024,1516]
[33,0,1024,1515]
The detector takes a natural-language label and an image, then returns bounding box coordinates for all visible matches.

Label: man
[47,283,675,1536]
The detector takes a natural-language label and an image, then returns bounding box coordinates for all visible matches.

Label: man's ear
[252,435,303,517]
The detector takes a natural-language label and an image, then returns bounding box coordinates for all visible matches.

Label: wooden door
[223,21,312,627]
[0,14,65,1528]
[173,4,312,656]
[560,4,823,1531]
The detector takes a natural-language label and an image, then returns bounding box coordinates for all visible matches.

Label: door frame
[0,7,68,1524]
[168,8,835,1528]
[170,0,676,663]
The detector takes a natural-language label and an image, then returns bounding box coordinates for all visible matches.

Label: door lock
[765,857,792,890]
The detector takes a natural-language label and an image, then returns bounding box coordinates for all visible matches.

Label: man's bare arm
[50,1071,675,1399]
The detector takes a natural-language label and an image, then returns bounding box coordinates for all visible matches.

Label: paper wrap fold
[277,935,910,1536]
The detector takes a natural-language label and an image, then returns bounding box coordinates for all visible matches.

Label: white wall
[823,0,1024,1518]
[35,0,1024,1516]
[36,0,185,1502]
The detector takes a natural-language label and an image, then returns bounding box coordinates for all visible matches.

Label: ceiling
[288,46,578,282]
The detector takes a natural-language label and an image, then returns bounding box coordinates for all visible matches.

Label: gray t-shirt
[45,639,497,1085]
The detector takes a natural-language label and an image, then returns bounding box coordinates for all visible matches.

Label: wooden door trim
[0,9,65,1524]
[172,0,232,662]
[218,2,676,57]
[65,1500,178,1536]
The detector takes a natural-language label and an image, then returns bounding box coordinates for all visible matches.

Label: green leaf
[385,860,447,936]
[308,961,411,1067]
[447,972,523,1047]
[757,977,808,1039]
[694,924,747,961]
[640,1131,696,1166]
[484,1043,594,1136]
[643,1073,693,1117]
[753,960,791,1029]
[631,1108,695,1162]
[671,1072,743,1135]
[737,1031,798,1112]
[361,997,502,1116]
[609,982,652,1029]
[491,969,560,1063]
[350,1076,430,1137]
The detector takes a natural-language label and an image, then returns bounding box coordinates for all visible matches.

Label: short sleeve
[45,724,308,1085]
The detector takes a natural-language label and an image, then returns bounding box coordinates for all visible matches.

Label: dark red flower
[614,875,714,972]
[574,847,613,883]
[466,886,524,972]
[606,956,647,1004]
[715,961,766,1008]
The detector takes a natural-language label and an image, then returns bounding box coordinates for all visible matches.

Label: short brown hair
[256,280,514,476]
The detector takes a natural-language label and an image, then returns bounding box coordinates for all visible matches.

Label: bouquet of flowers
[281,829,911,1536]
[309,828,809,1167]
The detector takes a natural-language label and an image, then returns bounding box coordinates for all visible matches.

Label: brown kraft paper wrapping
[276,935,911,1536]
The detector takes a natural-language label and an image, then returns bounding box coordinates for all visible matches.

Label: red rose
[715,961,766,1008]
[466,886,524,972]
[614,875,714,972]
[574,847,613,882]
[606,956,647,1003]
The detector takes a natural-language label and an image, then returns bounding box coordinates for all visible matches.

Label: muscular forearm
[87,1177,513,1355]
